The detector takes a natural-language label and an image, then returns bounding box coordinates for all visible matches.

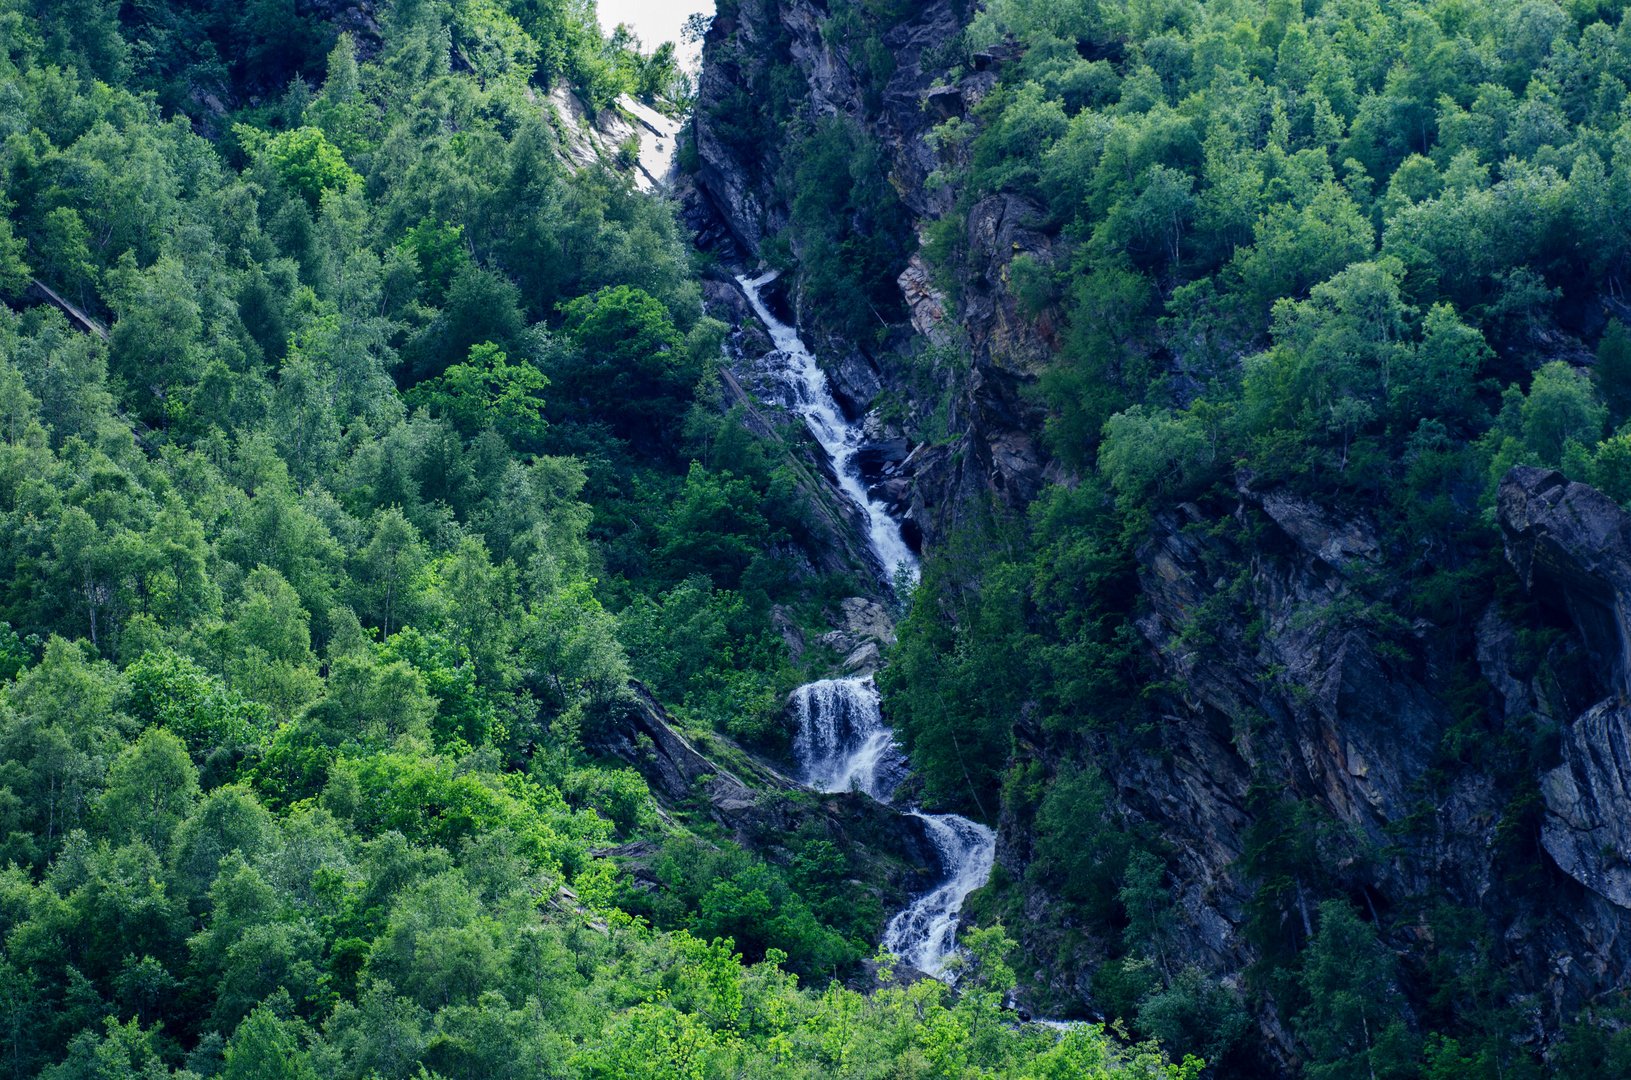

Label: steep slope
[680,0,1631,1072]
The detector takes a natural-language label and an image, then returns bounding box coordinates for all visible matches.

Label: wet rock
[855,438,910,480]
[844,641,882,672]
[819,346,884,418]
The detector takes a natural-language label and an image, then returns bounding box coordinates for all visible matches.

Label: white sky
[598,0,715,69]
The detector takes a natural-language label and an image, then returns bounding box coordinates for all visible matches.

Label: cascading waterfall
[789,680,995,979]
[735,271,919,583]
[791,678,910,802]
[737,268,989,978]
[881,813,998,975]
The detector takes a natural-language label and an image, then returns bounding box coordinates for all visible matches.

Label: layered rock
[973,470,1631,1064]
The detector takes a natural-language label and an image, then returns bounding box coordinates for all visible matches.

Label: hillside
[6,0,1631,1075]
[684,0,1631,1075]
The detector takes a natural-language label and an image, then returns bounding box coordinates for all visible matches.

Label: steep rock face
[1500,467,1631,912]
[686,0,1631,1054]
[693,0,961,257]
[984,472,1631,1062]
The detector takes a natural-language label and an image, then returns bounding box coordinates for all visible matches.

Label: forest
[7,0,1631,1072]
[0,0,1205,1076]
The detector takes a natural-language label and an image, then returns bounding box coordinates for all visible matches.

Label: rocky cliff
[685,0,1055,554]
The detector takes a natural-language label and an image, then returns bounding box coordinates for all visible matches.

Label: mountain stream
[735,272,919,584]
[791,677,996,978]
[733,275,993,978]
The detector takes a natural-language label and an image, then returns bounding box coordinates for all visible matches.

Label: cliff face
[685,0,1631,1064]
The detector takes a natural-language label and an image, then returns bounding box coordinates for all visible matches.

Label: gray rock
[843,641,882,672]
[839,596,897,646]
[1499,466,1631,908]
[1257,492,1381,569]
[1500,465,1631,693]
[1541,699,1631,908]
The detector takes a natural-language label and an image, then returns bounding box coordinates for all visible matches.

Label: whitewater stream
[735,272,919,583]
[735,270,991,978]
[791,677,996,978]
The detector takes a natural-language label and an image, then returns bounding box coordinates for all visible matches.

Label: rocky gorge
[659,0,1631,1071]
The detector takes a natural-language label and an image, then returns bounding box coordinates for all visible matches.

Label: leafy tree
[398,219,469,306]
[1597,319,1631,425]
[1523,361,1607,466]
[221,999,318,1080]
[1297,901,1417,1080]
[99,727,199,853]
[264,128,361,210]
[557,285,688,441]
[406,343,549,445]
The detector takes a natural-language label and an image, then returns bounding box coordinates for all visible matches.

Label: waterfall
[738,267,988,979]
[881,813,998,975]
[790,676,995,980]
[734,271,919,583]
[791,678,910,801]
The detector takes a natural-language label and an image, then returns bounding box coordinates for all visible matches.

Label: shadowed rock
[1500,466,1631,908]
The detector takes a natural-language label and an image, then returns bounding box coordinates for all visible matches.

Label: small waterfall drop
[734,271,919,583]
[790,677,995,979]
[791,678,910,801]
[881,814,998,974]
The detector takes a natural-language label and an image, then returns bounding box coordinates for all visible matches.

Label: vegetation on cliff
[815,0,1631,1073]
[0,0,1204,1077]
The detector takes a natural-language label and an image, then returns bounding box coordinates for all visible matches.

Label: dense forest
[0,0,1203,1077]
[10,0,1631,1072]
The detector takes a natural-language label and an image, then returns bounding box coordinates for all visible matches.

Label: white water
[792,677,909,801]
[739,270,984,977]
[881,812,998,975]
[790,676,995,979]
[735,271,919,583]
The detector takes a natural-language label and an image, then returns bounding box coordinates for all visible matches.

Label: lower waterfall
[791,676,995,979]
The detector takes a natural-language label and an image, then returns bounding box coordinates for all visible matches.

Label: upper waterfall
[735,271,919,583]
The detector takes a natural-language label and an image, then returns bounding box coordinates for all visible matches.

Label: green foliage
[1297,901,1418,1080]
[98,726,198,852]
[263,128,361,210]
[398,219,469,306]
[557,284,690,442]
[123,651,269,759]
[780,118,915,340]
[882,484,1142,816]
[406,342,549,446]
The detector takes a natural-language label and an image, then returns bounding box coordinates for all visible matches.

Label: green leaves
[262,128,361,211]
[98,727,198,854]
[405,342,549,446]
[557,284,688,440]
